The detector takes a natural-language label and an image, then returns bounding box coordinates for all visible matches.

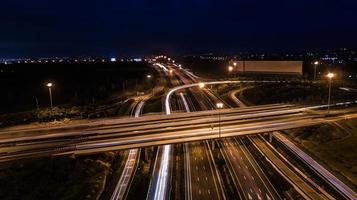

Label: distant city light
[111,58,116,62]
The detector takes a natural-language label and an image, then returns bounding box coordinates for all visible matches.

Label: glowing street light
[313,61,319,81]
[147,74,154,96]
[216,102,224,138]
[199,82,205,88]
[228,66,233,72]
[326,72,335,115]
[169,69,173,74]
[233,62,237,66]
[46,82,54,109]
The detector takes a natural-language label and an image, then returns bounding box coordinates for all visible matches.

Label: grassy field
[0,153,117,200]
[241,82,357,105]
[285,120,357,191]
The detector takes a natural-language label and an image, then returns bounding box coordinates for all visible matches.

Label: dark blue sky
[1,0,356,58]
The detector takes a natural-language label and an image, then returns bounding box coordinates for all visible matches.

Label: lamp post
[147,74,154,96]
[313,61,319,81]
[326,73,335,115]
[233,62,237,78]
[46,82,53,109]
[228,66,233,78]
[216,102,224,138]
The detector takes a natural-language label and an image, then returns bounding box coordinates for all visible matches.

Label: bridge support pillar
[144,148,149,162]
[269,133,273,143]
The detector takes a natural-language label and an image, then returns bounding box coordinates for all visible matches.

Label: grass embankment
[241,82,357,105]
[0,153,117,200]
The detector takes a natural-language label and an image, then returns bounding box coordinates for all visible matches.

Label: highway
[146,64,179,200]
[1,61,357,200]
[176,65,289,200]
[228,85,341,199]
[110,98,145,200]
[178,88,226,200]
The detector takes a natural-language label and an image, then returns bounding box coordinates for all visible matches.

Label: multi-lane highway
[177,87,226,200]
[228,83,356,200]
[1,61,357,200]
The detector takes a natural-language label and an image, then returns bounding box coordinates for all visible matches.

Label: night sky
[1,0,357,58]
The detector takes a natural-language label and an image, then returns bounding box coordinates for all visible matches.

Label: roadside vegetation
[241,81,357,105]
[0,62,157,128]
[0,153,117,200]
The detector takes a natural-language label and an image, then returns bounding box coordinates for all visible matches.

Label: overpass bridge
[0,103,356,162]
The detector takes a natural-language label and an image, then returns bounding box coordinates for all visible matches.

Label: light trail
[165,80,357,115]
[110,100,144,200]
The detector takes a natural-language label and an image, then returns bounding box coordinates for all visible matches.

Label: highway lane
[186,141,225,200]
[220,137,281,200]
[146,144,173,200]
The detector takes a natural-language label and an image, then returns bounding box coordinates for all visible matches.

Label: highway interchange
[0,61,357,199]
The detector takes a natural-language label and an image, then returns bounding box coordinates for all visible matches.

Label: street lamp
[46,82,53,109]
[326,73,335,115]
[147,74,154,96]
[228,66,233,72]
[216,102,224,138]
[313,61,319,81]
[228,66,234,78]
[199,82,205,89]
[233,62,237,67]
